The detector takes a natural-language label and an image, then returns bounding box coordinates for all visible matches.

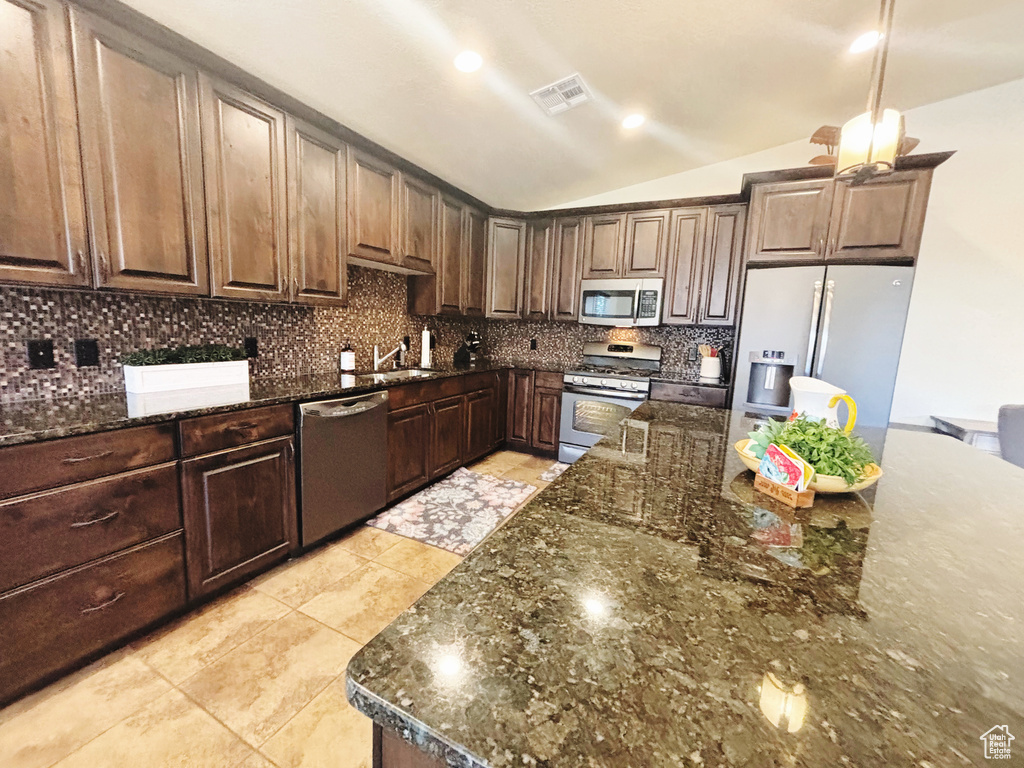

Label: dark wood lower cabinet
[531,384,562,455]
[181,436,297,599]
[429,395,465,479]
[465,386,496,463]
[375,724,445,768]
[387,403,432,502]
[506,370,534,451]
[0,532,186,704]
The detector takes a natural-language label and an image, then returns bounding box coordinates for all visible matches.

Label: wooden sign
[754,473,815,509]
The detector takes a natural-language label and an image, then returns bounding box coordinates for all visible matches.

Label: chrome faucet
[373,341,406,371]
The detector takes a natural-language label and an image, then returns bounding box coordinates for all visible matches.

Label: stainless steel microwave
[578,278,664,326]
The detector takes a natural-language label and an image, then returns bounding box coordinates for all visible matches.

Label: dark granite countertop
[347,401,1023,767]
[0,363,513,448]
[652,370,730,389]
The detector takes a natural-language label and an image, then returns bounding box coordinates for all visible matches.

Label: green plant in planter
[120,344,247,367]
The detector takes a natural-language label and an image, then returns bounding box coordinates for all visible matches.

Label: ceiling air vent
[530,73,592,116]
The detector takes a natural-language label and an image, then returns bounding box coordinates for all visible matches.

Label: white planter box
[126,383,252,418]
[123,360,250,394]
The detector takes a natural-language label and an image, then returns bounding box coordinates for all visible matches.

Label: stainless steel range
[559,341,662,463]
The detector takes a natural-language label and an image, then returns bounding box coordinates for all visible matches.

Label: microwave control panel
[638,290,660,318]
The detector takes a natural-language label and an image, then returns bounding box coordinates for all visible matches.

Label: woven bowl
[733,439,883,494]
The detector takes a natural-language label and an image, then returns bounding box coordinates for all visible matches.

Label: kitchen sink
[369,369,434,382]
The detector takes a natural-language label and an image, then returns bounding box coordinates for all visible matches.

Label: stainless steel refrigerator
[731,264,914,427]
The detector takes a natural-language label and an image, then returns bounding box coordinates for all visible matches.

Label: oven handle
[563,384,648,401]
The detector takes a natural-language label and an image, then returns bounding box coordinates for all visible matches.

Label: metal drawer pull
[227,422,258,432]
[62,450,114,464]
[70,510,120,528]
[81,591,124,614]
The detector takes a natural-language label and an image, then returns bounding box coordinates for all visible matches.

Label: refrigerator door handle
[804,280,824,376]
[815,280,836,377]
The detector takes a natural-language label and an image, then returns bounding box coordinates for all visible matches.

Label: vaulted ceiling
[119,0,1024,209]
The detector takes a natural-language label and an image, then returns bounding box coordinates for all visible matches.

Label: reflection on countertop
[347,401,1024,767]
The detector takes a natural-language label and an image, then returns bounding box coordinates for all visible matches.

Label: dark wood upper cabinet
[71,10,207,296]
[623,210,670,277]
[698,204,746,326]
[486,217,526,319]
[401,175,439,268]
[662,208,707,325]
[285,117,348,306]
[0,0,89,287]
[462,207,487,317]
[827,170,931,261]
[582,213,626,278]
[438,195,464,315]
[746,178,833,262]
[552,217,583,322]
[200,74,288,302]
[523,219,554,321]
[347,148,399,267]
[181,435,296,599]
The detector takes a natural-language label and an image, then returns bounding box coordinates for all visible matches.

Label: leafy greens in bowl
[747,416,876,487]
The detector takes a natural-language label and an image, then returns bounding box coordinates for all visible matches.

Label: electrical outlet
[244,337,258,358]
[74,339,100,367]
[530,338,538,351]
[27,339,56,370]
[688,345,699,362]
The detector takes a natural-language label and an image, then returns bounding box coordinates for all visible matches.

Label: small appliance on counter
[453,331,484,368]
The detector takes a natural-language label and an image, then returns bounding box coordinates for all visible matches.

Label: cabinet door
[582,214,626,278]
[181,436,297,599]
[403,176,440,315]
[462,207,488,317]
[506,370,534,451]
[827,170,931,261]
[486,218,526,319]
[623,210,670,277]
[347,148,399,265]
[523,219,554,320]
[71,11,207,296]
[387,403,431,501]
[0,0,89,287]
[200,74,288,301]
[746,179,832,262]
[285,117,347,305]
[493,370,508,448]
[438,196,464,315]
[531,386,562,455]
[698,205,746,326]
[551,217,583,322]
[430,395,465,479]
[662,208,707,325]
[464,387,495,463]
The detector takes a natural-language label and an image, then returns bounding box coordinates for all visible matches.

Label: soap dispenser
[339,340,355,372]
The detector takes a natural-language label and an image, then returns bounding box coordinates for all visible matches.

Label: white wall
[556,78,1024,425]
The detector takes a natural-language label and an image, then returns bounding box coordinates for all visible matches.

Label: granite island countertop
[346,401,1024,767]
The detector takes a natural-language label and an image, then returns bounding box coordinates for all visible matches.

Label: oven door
[558,387,646,463]
[578,279,641,326]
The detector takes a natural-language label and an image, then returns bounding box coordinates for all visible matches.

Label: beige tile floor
[0,450,552,768]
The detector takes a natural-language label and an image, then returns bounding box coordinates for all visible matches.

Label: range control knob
[600,379,609,386]
[630,382,640,389]
[572,376,582,384]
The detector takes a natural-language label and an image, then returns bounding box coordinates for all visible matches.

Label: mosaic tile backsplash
[0,266,734,403]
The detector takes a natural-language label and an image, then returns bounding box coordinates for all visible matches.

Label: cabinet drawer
[0,532,186,704]
[461,371,497,393]
[533,370,563,390]
[388,377,463,410]
[649,382,728,408]
[0,463,181,593]
[179,404,294,457]
[0,424,177,500]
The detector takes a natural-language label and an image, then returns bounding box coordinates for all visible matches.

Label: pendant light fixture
[836,0,905,178]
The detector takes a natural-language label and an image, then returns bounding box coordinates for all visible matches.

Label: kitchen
[1,0,1022,766]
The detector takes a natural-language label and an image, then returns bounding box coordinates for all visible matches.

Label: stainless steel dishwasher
[299,390,388,546]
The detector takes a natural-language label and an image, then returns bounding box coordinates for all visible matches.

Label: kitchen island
[347,402,1024,767]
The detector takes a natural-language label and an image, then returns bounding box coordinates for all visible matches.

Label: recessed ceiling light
[453,50,482,73]
[849,30,882,53]
[621,113,646,129]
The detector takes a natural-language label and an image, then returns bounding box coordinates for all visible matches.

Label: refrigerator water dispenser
[746,351,796,409]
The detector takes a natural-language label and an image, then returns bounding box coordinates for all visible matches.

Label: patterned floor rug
[366,468,536,555]
[540,462,570,482]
